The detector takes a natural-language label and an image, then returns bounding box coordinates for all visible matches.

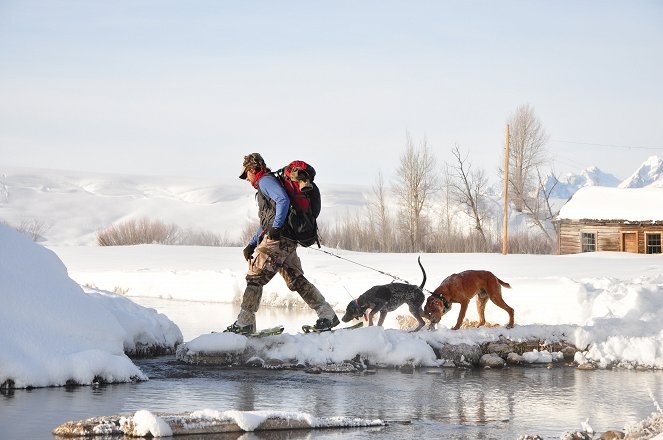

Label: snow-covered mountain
[546,166,620,199]
[618,155,663,188]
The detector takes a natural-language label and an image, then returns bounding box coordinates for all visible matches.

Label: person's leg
[228,238,282,333]
[280,245,339,329]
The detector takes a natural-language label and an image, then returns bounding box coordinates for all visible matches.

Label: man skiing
[225,153,340,334]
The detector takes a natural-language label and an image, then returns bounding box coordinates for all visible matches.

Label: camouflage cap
[239,153,266,179]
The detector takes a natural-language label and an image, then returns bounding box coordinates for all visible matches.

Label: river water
[2,298,662,439]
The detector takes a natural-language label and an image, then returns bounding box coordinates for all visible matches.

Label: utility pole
[502,124,510,255]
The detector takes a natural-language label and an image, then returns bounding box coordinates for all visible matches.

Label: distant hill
[2,156,662,246]
[0,167,368,246]
[618,155,663,188]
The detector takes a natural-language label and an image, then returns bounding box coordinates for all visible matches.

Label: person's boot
[224,321,254,335]
[225,284,262,334]
[296,280,338,325]
[312,315,340,331]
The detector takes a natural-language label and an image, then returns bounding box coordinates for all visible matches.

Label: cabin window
[581,232,596,252]
[646,233,662,254]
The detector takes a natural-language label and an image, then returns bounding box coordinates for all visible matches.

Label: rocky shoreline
[175,331,658,371]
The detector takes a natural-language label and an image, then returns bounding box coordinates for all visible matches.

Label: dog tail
[417,256,426,290]
[497,277,511,289]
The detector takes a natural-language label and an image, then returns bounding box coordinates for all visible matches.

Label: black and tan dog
[341,257,427,332]
[424,270,514,330]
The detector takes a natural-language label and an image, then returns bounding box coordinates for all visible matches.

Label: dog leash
[307,246,415,285]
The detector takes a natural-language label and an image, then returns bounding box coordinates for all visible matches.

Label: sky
[1,1,663,186]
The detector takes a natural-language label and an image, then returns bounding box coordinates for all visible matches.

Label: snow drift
[0,224,182,388]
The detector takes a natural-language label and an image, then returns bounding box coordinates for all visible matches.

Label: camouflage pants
[236,237,336,329]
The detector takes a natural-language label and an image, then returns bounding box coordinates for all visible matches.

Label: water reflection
[3,361,663,439]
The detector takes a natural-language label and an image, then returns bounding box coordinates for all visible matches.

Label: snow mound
[0,224,182,388]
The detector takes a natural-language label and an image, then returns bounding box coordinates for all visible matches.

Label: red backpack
[272,161,321,247]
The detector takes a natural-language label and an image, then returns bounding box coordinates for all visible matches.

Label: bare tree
[368,171,393,252]
[447,145,490,250]
[393,133,439,252]
[518,169,560,244]
[437,170,460,252]
[503,104,550,212]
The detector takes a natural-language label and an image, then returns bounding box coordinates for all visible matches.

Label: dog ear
[348,299,361,316]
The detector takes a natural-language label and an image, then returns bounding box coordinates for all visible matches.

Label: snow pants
[235,237,336,330]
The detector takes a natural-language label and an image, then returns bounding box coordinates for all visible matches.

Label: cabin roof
[557,186,663,221]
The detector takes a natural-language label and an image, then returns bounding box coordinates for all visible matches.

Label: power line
[551,139,663,150]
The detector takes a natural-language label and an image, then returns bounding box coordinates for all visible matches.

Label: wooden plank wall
[557,220,663,254]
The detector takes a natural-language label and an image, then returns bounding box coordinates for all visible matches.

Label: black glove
[267,226,281,240]
[243,243,256,261]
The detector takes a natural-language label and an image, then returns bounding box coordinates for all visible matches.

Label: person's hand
[243,243,257,261]
[267,226,281,240]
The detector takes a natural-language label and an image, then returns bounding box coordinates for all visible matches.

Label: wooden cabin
[555,187,663,255]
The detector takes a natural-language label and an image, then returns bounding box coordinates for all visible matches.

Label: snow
[46,244,663,371]
[131,410,173,437]
[0,224,182,389]
[2,160,663,393]
[185,332,247,353]
[6,228,663,391]
[557,186,663,221]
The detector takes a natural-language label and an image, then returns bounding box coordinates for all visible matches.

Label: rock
[245,357,264,368]
[561,346,577,361]
[598,430,625,439]
[320,362,362,373]
[576,363,596,370]
[479,354,505,368]
[507,352,524,365]
[483,339,514,356]
[263,359,286,369]
[128,342,178,357]
[434,343,482,366]
[399,364,415,374]
[177,350,238,366]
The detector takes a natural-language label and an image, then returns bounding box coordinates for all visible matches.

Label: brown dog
[424,270,514,330]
